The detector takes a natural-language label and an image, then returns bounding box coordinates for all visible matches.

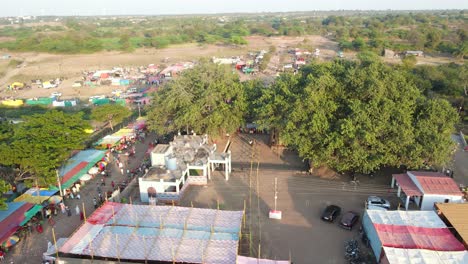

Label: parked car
[50,92,62,98]
[88,95,105,102]
[339,211,359,230]
[111,89,122,95]
[321,205,341,222]
[366,196,391,209]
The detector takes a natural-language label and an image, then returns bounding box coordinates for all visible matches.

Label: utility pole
[56,169,63,197]
[138,102,141,118]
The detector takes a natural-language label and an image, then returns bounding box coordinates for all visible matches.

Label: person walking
[111,181,115,189]
[75,205,80,216]
[93,198,98,209]
[101,178,105,186]
[80,211,84,221]
[60,202,66,214]
[66,206,71,217]
[76,193,81,200]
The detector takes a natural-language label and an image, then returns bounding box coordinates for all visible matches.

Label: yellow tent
[84,128,94,134]
[2,99,24,107]
[11,82,24,88]
[14,193,50,204]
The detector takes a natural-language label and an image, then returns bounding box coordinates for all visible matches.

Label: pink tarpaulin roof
[393,174,423,196]
[374,223,465,251]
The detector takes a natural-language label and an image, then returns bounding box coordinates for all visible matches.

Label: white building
[139,134,231,203]
[391,171,464,210]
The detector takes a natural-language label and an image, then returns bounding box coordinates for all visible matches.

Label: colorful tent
[2,99,23,107]
[20,204,43,225]
[59,150,105,189]
[14,188,57,204]
[0,202,33,246]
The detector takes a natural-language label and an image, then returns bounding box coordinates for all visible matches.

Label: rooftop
[152,144,170,154]
[141,166,183,182]
[59,202,243,264]
[408,171,463,196]
[436,203,468,246]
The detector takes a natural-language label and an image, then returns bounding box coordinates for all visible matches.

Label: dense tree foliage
[0,111,90,186]
[254,57,459,174]
[147,61,246,137]
[91,104,131,131]
[0,179,9,210]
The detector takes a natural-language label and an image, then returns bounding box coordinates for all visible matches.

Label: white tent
[365,210,446,228]
[383,247,468,264]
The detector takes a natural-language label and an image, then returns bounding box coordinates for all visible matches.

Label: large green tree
[0,111,90,186]
[256,57,458,174]
[91,104,131,131]
[147,61,246,137]
[0,179,10,210]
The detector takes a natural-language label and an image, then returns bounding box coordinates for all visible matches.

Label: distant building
[404,50,424,57]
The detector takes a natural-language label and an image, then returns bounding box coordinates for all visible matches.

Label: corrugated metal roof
[393,173,423,196]
[436,203,468,246]
[408,171,463,196]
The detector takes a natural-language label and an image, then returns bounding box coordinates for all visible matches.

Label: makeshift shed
[59,203,243,264]
[362,210,466,263]
[2,99,23,107]
[26,97,53,105]
[59,150,105,189]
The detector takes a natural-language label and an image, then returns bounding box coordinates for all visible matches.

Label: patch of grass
[7,59,23,68]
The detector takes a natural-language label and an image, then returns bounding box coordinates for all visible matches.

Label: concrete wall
[421,194,464,211]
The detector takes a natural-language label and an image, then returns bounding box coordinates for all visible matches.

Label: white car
[366,196,391,209]
[50,92,62,98]
[112,89,123,95]
[88,95,105,102]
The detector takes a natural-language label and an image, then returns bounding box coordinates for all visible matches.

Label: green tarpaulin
[21,204,43,225]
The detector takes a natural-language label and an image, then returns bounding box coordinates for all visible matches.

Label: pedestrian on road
[111,181,115,189]
[97,184,101,193]
[71,186,77,195]
[76,193,81,200]
[75,183,81,193]
[66,206,71,217]
[75,205,80,216]
[80,211,84,221]
[101,178,105,186]
[93,198,97,209]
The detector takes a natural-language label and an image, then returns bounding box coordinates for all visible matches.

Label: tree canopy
[255,57,459,174]
[147,61,246,137]
[0,110,90,186]
[91,104,131,131]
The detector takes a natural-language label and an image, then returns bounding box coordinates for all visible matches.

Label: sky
[2,0,467,17]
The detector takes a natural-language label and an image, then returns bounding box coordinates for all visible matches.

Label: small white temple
[139,134,232,203]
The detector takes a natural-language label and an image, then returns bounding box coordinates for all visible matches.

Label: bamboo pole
[191,201,193,207]
[217,199,219,210]
[89,237,94,260]
[243,199,246,229]
[82,202,87,221]
[116,234,120,262]
[130,196,133,204]
[52,228,59,260]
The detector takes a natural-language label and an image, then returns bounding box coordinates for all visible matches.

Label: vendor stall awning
[393,173,423,196]
[60,149,105,189]
[0,202,33,245]
[21,204,43,225]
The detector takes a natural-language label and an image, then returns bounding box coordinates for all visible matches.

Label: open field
[0,35,463,100]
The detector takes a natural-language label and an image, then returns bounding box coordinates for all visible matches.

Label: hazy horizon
[1,0,467,17]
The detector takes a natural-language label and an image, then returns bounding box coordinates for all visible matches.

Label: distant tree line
[0,12,465,56]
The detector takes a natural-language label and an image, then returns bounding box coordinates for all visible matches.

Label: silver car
[366,196,391,209]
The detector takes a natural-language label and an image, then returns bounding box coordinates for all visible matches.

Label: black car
[339,211,360,230]
[321,205,341,222]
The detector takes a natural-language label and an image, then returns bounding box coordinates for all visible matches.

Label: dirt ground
[0,35,340,99]
[1,35,462,100]
[181,133,396,264]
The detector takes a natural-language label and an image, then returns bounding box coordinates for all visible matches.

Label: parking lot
[181,133,396,264]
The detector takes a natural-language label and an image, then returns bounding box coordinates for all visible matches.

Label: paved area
[182,133,394,264]
[451,134,468,186]
[4,132,156,264]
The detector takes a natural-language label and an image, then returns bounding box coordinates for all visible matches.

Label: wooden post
[143,235,147,262]
[52,228,59,260]
[172,200,175,206]
[217,199,219,210]
[82,202,87,221]
[258,243,261,259]
[243,199,246,229]
[191,201,193,207]
[130,196,133,204]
